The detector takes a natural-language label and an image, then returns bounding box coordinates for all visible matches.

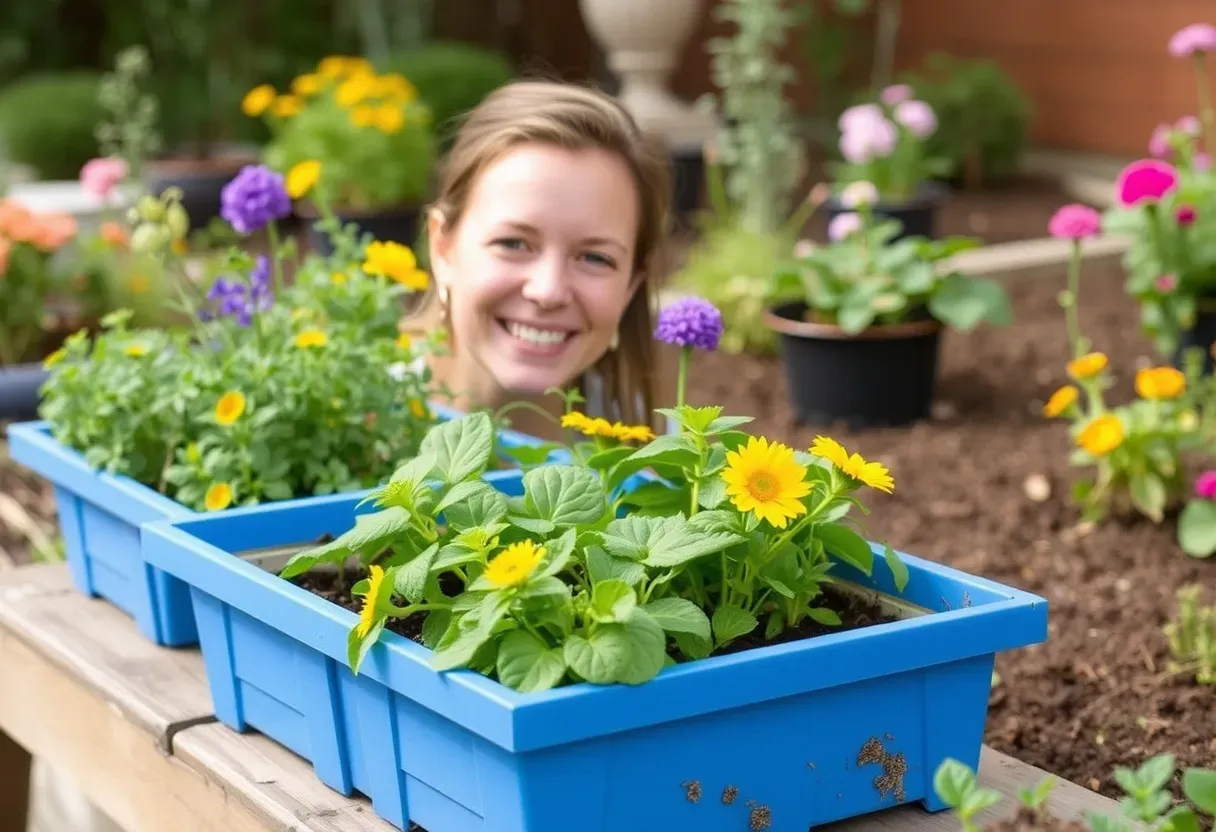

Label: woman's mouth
[498,319,576,355]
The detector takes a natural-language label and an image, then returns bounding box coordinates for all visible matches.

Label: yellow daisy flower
[270,95,302,118]
[351,105,377,128]
[374,105,405,134]
[395,332,412,350]
[291,73,324,96]
[123,344,148,358]
[1077,414,1124,457]
[241,84,276,117]
[484,540,545,589]
[409,400,429,419]
[1042,385,1079,418]
[204,483,233,512]
[810,436,895,493]
[43,348,66,369]
[295,329,328,349]
[721,436,812,529]
[1135,366,1186,400]
[285,160,321,199]
[561,411,593,432]
[362,241,429,290]
[215,391,246,426]
[611,422,656,444]
[1067,352,1108,381]
[357,565,386,638]
[331,271,348,285]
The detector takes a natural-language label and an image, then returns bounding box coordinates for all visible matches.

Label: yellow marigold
[810,436,895,493]
[351,104,377,127]
[612,422,656,444]
[285,160,321,199]
[123,344,148,358]
[337,73,377,108]
[410,400,429,419]
[561,411,592,432]
[1042,385,1079,418]
[271,95,302,118]
[357,565,386,638]
[43,348,66,369]
[484,540,545,589]
[291,73,324,96]
[376,73,416,102]
[331,271,348,285]
[1076,414,1125,457]
[395,332,412,350]
[374,105,405,134]
[204,483,233,512]
[215,391,246,425]
[295,329,328,349]
[1067,352,1108,381]
[362,241,429,290]
[1135,366,1186,400]
[317,56,349,79]
[722,436,812,529]
[241,84,276,117]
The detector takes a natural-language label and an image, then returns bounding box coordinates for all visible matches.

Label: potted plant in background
[823,84,952,241]
[249,55,438,256]
[767,181,1012,427]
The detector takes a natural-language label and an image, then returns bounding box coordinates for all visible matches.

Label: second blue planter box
[141,478,1048,832]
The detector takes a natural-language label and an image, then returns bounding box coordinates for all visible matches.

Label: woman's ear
[427,207,453,267]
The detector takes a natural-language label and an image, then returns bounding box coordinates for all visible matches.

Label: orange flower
[0,201,34,242]
[99,221,128,249]
[0,236,9,275]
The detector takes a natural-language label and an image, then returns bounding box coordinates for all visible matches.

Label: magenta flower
[828,212,863,241]
[894,100,937,138]
[1149,124,1173,158]
[1169,23,1216,57]
[880,84,913,107]
[80,157,128,200]
[1177,115,1202,135]
[1048,204,1102,239]
[1195,470,1216,500]
[1177,205,1197,225]
[1156,273,1179,293]
[840,117,899,163]
[1115,159,1180,207]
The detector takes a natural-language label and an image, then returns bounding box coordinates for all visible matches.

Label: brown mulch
[0,426,58,567]
[683,257,1216,801]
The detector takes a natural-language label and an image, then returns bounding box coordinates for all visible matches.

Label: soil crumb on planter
[746,799,773,831]
[857,737,907,803]
[682,780,702,803]
[721,785,739,804]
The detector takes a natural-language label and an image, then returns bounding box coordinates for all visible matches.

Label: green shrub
[379,41,515,147]
[0,72,105,179]
[899,52,1032,189]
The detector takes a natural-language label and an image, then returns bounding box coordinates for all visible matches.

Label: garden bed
[684,257,1216,800]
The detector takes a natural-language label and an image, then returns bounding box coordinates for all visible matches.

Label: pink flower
[840,180,879,208]
[840,117,899,164]
[1115,159,1180,207]
[1195,470,1216,500]
[1177,115,1202,135]
[80,157,128,201]
[880,84,914,107]
[1195,152,1213,171]
[838,103,885,134]
[828,212,863,241]
[1156,273,1178,293]
[1169,23,1216,57]
[1048,203,1102,239]
[1149,124,1173,158]
[1177,204,1197,225]
[894,100,937,138]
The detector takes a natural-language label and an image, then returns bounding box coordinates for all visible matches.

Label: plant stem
[1194,54,1216,158]
[266,220,285,297]
[1062,241,1085,358]
[676,346,690,409]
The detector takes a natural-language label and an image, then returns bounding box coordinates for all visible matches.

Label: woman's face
[429,142,642,401]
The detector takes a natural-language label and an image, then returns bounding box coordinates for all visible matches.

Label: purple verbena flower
[220,165,291,235]
[201,259,275,327]
[655,296,724,352]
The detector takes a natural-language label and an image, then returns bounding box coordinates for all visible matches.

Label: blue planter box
[4,404,549,648]
[142,485,1048,832]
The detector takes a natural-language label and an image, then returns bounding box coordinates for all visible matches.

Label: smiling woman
[407,81,674,441]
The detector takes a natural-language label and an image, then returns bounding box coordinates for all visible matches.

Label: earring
[609,329,620,351]
[437,283,451,318]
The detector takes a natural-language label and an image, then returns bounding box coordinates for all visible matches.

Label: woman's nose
[520,256,572,308]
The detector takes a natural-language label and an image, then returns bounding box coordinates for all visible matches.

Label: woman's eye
[492,237,527,251]
[582,252,616,269]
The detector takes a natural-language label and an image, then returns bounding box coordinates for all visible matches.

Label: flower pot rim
[141,483,1048,755]
[295,199,425,221]
[764,303,942,341]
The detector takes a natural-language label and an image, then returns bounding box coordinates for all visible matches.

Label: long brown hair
[424,80,672,426]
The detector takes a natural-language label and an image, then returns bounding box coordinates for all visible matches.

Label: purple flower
[655,296,724,352]
[828,212,863,241]
[220,165,291,234]
[202,257,275,326]
[880,84,913,107]
[840,117,899,164]
[894,100,937,138]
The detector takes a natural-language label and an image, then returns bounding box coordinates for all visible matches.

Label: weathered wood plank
[0,564,213,742]
[0,729,31,832]
[175,723,1127,832]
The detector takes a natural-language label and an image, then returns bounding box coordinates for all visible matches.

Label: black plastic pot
[0,364,49,422]
[303,205,423,257]
[670,145,705,229]
[1174,295,1216,374]
[145,149,258,233]
[765,302,943,428]
[823,180,948,242]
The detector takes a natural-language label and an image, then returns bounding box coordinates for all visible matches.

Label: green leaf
[1129,472,1167,523]
[618,481,687,511]
[589,579,638,623]
[538,528,577,578]
[817,522,875,575]
[601,514,744,568]
[642,598,712,642]
[884,544,910,593]
[1137,754,1176,793]
[280,507,412,579]
[420,412,495,484]
[928,274,1013,331]
[615,612,668,684]
[764,611,786,639]
[500,442,561,468]
[933,758,978,808]
[697,477,728,510]
[495,630,567,692]
[808,607,842,626]
[436,480,504,522]
[509,515,557,537]
[1179,500,1216,558]
[959,787,1004,816]
[564,627,631,684]
[585,446,635,471]
[393,542,439,604]
[1164,807,1201,832]
[704,415,754,434]
[712,605,757,645]
[622,433,701,469]
[1182,768,1216,815]
[347,617,386,675]
[524,465,607,526]
[429,593,511,671]
[585,546,647,586]
[838,302,876,334]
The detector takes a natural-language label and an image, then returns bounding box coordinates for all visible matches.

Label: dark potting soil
[683,258,1216,801]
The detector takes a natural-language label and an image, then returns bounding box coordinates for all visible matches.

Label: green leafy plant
[1164,585,1216,684]
[933,758,1005,832]
[0,72,105,179]
[286,298,911,689]
[898,52,1032,189]
[772,194,1010,334]
[0,200,81,366]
